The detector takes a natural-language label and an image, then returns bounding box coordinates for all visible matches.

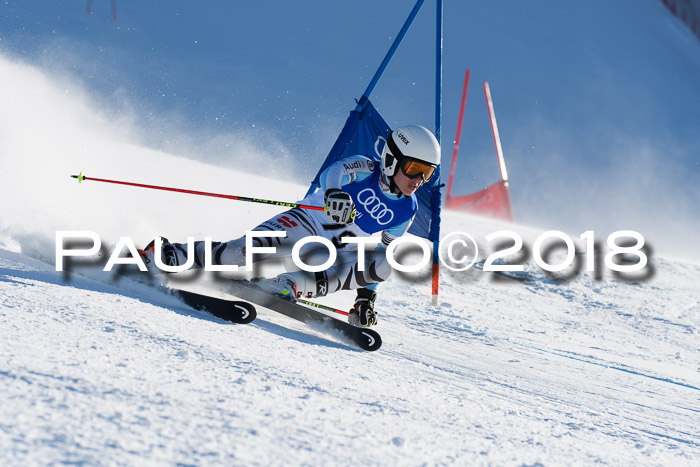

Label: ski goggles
[399,158,437,182]
[385,134,437,182]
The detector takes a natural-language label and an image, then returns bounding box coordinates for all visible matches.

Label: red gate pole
[447,70,471,199]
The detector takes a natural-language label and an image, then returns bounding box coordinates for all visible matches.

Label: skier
[140,124,440,327]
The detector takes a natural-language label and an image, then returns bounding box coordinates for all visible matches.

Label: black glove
[324,188,356,224]
[349,288,377,327]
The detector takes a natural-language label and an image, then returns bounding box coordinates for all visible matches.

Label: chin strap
[380,172,403,198]
[390,177,405,198]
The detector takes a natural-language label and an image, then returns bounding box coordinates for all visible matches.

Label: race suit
[169,155,418,295]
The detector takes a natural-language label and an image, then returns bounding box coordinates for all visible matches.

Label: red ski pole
[71,172,326,212]
[297,298,349,317]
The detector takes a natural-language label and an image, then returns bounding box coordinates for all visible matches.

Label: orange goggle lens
[401,160,436,181]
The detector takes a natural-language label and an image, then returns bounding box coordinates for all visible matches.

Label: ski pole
[70,172,326,212]
[297,298,349,317]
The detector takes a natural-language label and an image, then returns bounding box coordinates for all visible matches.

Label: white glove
[324,189,356,224]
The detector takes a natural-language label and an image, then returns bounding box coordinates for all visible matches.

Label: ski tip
[234,302,257,324]
[71,172,85,184]
[357,329,382,351]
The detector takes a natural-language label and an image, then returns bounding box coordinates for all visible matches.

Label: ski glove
[349,287,378,327]
[324,188,356,225]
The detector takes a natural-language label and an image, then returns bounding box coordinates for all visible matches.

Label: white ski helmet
[381,125,441,182]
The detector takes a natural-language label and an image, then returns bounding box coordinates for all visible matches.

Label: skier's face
[394,169,424,196]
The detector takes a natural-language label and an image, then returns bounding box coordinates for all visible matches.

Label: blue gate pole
[435,0,443,142]
[355,0,426,111]
[432,0,443,306]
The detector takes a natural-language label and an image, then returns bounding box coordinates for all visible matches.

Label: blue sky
[2,0,700,254]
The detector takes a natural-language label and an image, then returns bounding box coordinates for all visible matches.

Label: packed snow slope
[1,172,699,466]
[0,55,699,463]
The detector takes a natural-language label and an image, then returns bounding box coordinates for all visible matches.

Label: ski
[169,288,257,324]
[226,281,382,351]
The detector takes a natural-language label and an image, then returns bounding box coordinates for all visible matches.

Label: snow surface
[1,181,699,465]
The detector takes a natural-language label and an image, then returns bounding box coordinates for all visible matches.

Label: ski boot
[348,287,378,327]
[256,271,327,300]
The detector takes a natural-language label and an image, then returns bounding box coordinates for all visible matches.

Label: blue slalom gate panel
[307,100,442,242]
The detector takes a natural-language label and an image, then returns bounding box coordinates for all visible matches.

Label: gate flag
[446,180,513,220]
[307,100,442,242]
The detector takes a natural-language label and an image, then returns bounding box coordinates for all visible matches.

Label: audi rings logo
[357,188,395,225]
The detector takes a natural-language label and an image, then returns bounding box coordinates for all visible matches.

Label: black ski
[226,281,382,351]
[170,288,257,324]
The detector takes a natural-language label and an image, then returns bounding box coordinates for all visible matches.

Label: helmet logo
[396,131,410,145]
[357,188,395,226]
